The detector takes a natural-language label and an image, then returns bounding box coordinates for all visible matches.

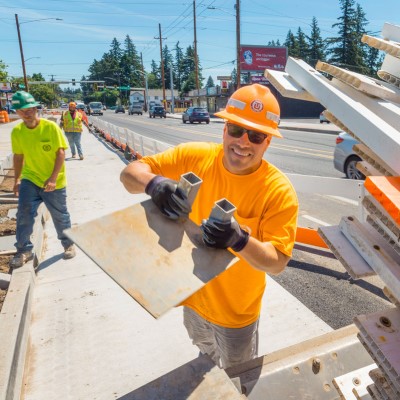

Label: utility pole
[170,63,174,113]
[193,1,200,104]
[140,52,147,112]
[235,0,241,89]
[155,24,166,109]
[15,14,29,92]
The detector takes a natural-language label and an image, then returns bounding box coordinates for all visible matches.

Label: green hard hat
[11,91,40,110]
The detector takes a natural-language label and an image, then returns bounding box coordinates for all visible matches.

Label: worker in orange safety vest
[60,102,85,160]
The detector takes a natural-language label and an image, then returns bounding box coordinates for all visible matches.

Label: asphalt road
[98,111,392,329]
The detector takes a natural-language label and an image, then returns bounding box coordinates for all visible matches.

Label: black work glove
[145,175,191,220]
[201,217,250,252]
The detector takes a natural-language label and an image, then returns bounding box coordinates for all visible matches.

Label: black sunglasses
[226,123,268,144]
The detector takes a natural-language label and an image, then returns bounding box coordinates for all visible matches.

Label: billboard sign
[250,75,270,84]
[217,76,232,81]
[240,46,287,72]
[0,82,12,92]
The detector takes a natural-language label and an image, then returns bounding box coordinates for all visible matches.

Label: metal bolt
[379,316,391,327]
[312,358,321,374]
[353,377,361,386]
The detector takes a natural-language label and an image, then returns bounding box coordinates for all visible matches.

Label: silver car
[333,132,365,180]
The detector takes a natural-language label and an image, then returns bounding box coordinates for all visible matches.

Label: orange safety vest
[62,111,83,132]
[0,110,9,123]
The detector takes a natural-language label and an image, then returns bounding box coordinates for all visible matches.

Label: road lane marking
[269,144,333,159]
[302,215,331,226]
[327,195,359,206]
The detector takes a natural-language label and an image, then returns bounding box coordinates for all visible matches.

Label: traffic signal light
[72,79,76,86]
[94,83,98,90]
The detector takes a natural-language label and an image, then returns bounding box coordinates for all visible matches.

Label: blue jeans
[65,131,83,157]
[15,179,73,253]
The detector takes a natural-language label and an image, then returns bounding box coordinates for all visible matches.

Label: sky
[1,0,399,89]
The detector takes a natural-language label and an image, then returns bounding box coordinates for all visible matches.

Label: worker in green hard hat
[9,91,76,268]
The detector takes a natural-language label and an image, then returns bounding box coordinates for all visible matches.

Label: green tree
[0,60,7,81]
[284,30,300,57]
[296,27,309,61]
[147,72,158,89]
[174,42,185,91]
[328,0,367,73]
[231,68,237,85]
[162,45,174,90]
[306,17,326,66]
[206,76,215,88]
[181,71,197,95]
[29,84,54,106]
[267,40,281,47]
[30,73,45,82]
[353,3,369,73]
[180,45,203,93]
[149,60,160,89]
[364,47,383,77]
[121,35,142,87]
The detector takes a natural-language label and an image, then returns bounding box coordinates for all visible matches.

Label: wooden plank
[357,161,382,178]
[361,35,400,59]
[316,61,400,104]
[354,144,397,177]
[362,195,400,232]
[318,225,375,279]
[339,216,400,302]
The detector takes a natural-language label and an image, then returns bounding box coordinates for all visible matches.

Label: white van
[128,103,143,115]
[88,102,103,116]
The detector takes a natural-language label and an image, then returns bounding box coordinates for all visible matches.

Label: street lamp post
[133,70,149,112]
[15,14,62,92]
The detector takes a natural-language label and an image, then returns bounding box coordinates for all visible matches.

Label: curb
[279,125,340,135]
[0,204,48,400]
[0,264,35,400]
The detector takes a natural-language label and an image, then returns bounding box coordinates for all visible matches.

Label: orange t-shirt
[140,142,298,328]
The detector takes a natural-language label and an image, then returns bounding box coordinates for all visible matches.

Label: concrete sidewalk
[0,118,333,399]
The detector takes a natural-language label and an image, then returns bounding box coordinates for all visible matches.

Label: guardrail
[89,116,172,159]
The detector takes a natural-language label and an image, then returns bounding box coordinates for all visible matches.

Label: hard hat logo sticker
[250,100,263,112]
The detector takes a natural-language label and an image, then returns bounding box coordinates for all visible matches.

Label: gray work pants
[183,306,259,369]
